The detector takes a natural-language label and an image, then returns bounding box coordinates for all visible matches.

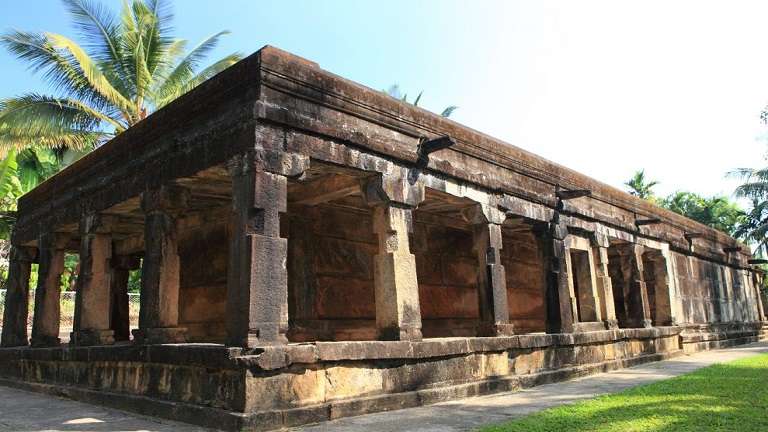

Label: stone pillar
[30,233,67,347]
[71,214,115,346]
[646,252,674,326]
[616,244,652,328]
[226,165,289,347]
[464,204,514,336]
[224,151,308,348]
[111,255,140,342]
[0,246,36,347]
[364,173,425,341]
[753,272,766,321]
[133,186,188,344]
[592,233,618,329]
[535,217,574,334]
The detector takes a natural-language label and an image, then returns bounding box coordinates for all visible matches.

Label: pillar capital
[227,150,309,179]
[80,213,117,235]
[140,185,190,216]
[461,203,506,226]
[363,173,425,209]
[591,231,611,248]
[11,245,37,263]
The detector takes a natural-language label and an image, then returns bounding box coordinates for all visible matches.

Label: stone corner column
[591,232,618,330]
[225,152,308,348]
[463,204,514,337]
[1,245,36,347]
[535,216,575,334]
[132,186,189,345]
[71,214,115,346]
[30,233,68,347]
[364,172,424,341]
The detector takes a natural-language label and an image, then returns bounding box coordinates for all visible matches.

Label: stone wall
[501,230,547,332]
[178,223,228,342]
[413,217,480,338]
[672,251,760,325]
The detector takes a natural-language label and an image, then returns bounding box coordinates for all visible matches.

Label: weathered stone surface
[71,215,115,346]
[0,45,765,432]
[370,199,423,341]
[1,247,36,347]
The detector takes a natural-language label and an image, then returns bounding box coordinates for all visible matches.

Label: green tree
[732,164,768,256]
[625,169,659,201]
[385,84,458,118]
[0,148,62,237]
[733,198,768,257]
[660,191,745,236]
[0,0,242,155]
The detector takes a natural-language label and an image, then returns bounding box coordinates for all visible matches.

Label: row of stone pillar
[0,158,695,349]
[0,186,190,348]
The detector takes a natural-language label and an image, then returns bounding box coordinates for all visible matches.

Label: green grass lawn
[480,353,768,432]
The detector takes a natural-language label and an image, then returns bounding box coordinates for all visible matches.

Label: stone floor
[0,342,766,432]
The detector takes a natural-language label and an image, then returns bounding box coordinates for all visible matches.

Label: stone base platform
[1,326,762,431]
[679,322,768,353]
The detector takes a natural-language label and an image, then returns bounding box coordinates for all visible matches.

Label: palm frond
[154,53,241,108]
[0,30,116,111]
[62,0,135,98]
[0,150,21,201]
[0,94,112,153]
[45,32,136,120]
[413,91,423,107]
[152,31,232,104]
[62,0,122,64]
[441,105,458,118]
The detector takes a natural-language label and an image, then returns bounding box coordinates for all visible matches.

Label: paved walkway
[0,342,766,432]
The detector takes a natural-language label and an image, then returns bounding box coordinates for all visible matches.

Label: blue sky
[3,0,768,199]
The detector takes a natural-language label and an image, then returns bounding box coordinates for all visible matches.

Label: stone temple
[0,46,766,430]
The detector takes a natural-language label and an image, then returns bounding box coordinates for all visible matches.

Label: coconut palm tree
[384,84,458,118]
[731,166,768,256]
[0,0,242,156]
[625,169,659,200]
[733,198,768,257]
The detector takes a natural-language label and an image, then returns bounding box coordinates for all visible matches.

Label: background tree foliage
[624,170,746,239]
[661,192,745,236]
[385,84,458,118]
[625,169,660,201]
[0,0,241,156]
[0,0,242,285]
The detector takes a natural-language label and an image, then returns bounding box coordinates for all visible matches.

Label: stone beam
[290,175,361,206]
